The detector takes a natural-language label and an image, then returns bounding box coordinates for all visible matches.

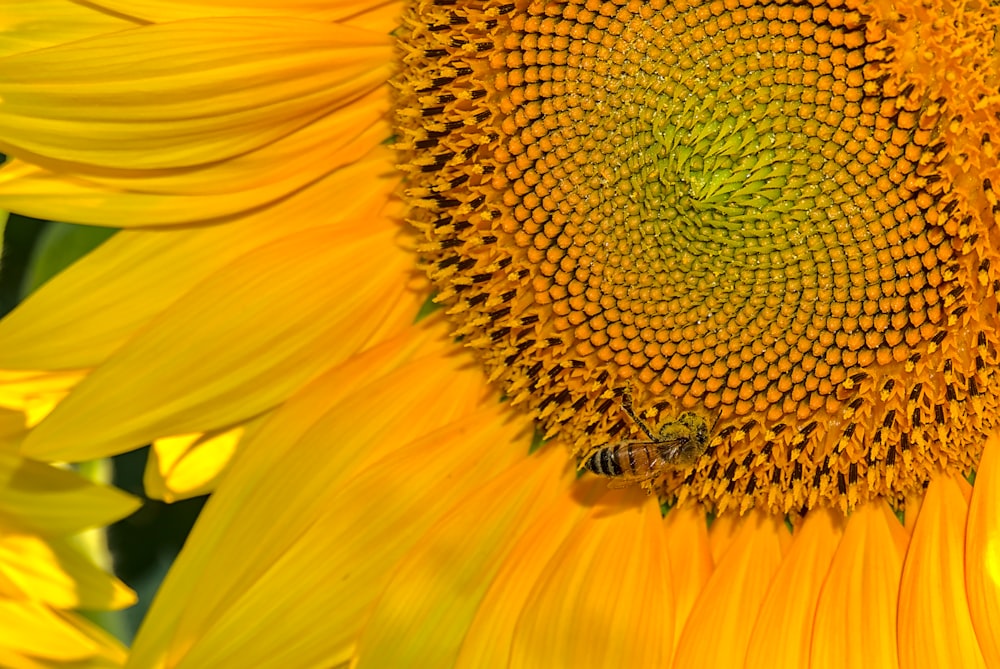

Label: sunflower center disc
[393,0,1000,514]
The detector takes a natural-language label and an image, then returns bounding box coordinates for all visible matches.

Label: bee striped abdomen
[585,442,655,478]
[586,446,621,476]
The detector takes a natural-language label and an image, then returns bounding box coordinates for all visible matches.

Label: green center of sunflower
[393,0,1000,515]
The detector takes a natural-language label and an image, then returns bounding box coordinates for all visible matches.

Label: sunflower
[1,0,999,666]
[0,403,139,668]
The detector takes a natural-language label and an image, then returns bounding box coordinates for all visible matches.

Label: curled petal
[144,417,266,502]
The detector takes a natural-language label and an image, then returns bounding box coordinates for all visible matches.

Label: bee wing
[612,438,693,461]
[654,437,696,462]
[605,439,676,485]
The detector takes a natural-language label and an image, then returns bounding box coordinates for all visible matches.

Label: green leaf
[414,291,442,323]
[22,222,117,297]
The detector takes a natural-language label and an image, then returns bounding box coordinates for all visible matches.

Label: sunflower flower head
[2,0,1000,667]
[394,0,1000,516]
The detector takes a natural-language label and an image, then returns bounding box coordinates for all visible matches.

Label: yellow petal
[84,0,392,22]
[0,18,391,169]
[0,370,83,427]
[499,487,674,668]
[967,433,1000,666]
[0,97,389,226]
[0,534,135,610]
[353,449,567,669]
[663,504,713,635]
[902,489,922,536]
[707,511,742,563]
[344,0,403,33]
[455,477,592,668]
[0,451,140,536]
[898,475,985,668]
[811,501,907,669]
[0,0,136,58]
[169,407,537,669]
[746,508,843,669]
[673,510,786,667]
[0,151,397,369]
[0,407,25,450]
[144,417,265,502]
[125,327,510,669]
[21,223,417,461]
[0,600,125,664]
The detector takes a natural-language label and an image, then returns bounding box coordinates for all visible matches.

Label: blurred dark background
[1,214,206,642]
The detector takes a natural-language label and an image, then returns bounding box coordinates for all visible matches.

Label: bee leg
[620,383,657,441]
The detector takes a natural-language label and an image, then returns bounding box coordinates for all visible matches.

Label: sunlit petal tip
[0,369,83,430]
[0,410,136,665]
[0,453,140,537]
[967,431,1000,667]
[144,424,251,503]
[0,534,136,611]
[0,601,127,667]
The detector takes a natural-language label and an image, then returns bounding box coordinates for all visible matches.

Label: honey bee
[581,387,712,485]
